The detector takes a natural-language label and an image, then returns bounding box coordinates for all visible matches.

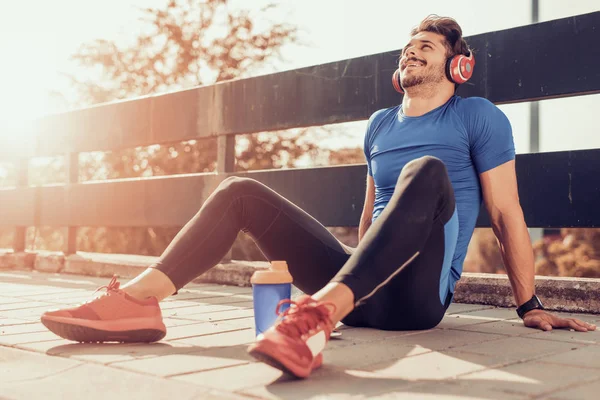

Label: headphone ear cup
[392,69,404,94]
[447,52,475,84]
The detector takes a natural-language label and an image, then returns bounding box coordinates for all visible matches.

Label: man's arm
[480,160,595,331]
[358,175,375,243]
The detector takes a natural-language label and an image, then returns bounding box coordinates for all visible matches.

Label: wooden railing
[1,12,599,256]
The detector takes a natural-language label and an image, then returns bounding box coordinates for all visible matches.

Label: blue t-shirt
[363,95,515,294]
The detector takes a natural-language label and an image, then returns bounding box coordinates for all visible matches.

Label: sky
[0,0,598,157]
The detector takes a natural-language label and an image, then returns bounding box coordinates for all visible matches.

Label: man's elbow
[489,204,525,239]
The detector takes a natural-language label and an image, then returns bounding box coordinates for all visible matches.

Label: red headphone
[392,51,475,94]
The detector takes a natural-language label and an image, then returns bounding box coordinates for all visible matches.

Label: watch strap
[517,294,544,319]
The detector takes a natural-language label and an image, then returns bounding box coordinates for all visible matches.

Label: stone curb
[454,273,600,314]
[1,251,599,313]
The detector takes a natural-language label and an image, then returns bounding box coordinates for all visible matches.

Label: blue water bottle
[251,260,293,337]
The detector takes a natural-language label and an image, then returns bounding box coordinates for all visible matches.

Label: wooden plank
[0,188,35,227]
[23,149,600,229]
[476,149,600,228]
[29,12,600,156]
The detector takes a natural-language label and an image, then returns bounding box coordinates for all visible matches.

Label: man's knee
[397,156,451,195]
[401,156,447,182]
[219,176,260,192]
[217,176,261,195]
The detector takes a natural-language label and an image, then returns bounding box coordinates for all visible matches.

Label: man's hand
[523,309,597,332]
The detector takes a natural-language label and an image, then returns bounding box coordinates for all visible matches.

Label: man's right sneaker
[41,276,166,343]
[248,295,336,379]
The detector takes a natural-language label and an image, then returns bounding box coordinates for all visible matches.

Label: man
[41,15,596,379]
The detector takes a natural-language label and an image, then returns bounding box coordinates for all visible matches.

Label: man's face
[399,31,448,90]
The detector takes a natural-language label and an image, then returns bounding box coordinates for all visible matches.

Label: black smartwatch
[516,294,545,319]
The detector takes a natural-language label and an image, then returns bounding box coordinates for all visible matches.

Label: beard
[401,63,445,89]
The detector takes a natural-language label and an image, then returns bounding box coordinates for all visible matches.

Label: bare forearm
[492,209,535,306]
[358,218,372,243]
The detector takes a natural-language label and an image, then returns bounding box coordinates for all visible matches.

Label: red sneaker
[41,276,166,343]
[247,295,335,379]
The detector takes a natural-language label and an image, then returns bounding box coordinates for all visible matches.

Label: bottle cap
[251,260,293,284]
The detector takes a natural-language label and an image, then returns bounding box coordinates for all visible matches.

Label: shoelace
[78,275,122,305]
[93,275,121,294]
[274,299,336,339]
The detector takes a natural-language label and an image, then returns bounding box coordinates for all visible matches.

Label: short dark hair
[410,15,470,58]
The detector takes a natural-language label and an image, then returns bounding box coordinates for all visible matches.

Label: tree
[67,0,298,105]
[30,0,328,256]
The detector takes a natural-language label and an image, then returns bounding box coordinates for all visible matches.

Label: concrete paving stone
[160,300,226,310]
[162,317,209,328]
[538,345,600,369]
[0,322,46,335]
[112,350,250,377]
[0,301,55,312]
[23,290,96,302]
[42,294,100,305]
[0,297,30,305]
[180,308,256,322]
[15,338,73,353]
[172,361,287,392]
[1,345,83,383]
[550,312,600,324]
[383,328,506,352]
[0,329,63,345]
[171,328,255,348]
[164,320,247,341]
[43,341,204,364]
[16,289,86,298]
[436,314,494,330]
[164,301,252,318]
[543,377,600,400]
[332,327,422,343]
[451,336,583,364]
[446,303,495,315]
[0,354,218,400]
[459,307,520,320]
[0,318,37,327]
[351,349,501,381]
[183,285,252,295]
[527,328,600,345]
[240,366,414,400]
[448,319,536,336]
[371,380,528,400]
[214,316,255,330]
[457,360,600,397]
[189,294,253,305]
[0,304,55,320]
[322,340,431,369]
[0,285,78,297]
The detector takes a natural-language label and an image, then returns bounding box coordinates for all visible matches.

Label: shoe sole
[248,348,300,378]
[248,347,322,379]
[41,318,166,343]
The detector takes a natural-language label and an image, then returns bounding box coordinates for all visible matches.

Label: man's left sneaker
[247,295,335,379]
[41,275,166,343]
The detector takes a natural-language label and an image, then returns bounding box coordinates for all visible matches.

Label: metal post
[64,152,79,255]
[529,0,543,244]
[530,0,540,154]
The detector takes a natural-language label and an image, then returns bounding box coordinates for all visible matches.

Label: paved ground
[1,270,599,400]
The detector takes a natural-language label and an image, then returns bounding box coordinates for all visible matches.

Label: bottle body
[251,261,293,337]
[252,283,291,336]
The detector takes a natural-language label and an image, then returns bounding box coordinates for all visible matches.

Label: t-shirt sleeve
[462,97,516,174]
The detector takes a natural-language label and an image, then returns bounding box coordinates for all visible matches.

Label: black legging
[152,156,457,330]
